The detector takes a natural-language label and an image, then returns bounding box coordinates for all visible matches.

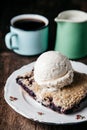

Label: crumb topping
[16,70,87,113]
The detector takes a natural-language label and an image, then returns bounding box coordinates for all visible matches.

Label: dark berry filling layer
[16,77,36,98]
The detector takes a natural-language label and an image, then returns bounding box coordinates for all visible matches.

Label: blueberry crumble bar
[16,69,87,114]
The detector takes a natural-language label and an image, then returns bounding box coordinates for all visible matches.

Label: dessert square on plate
[16,70,87,114]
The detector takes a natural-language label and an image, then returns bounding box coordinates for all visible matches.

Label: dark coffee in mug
[5,14,49,55]
[13,19,46,31]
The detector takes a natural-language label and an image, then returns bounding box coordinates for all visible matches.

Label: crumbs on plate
[76,114,85,120]
[9,96,18,101]
[37,112,44,115]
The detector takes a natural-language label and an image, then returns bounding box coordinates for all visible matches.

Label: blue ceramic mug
[5,14,49,56]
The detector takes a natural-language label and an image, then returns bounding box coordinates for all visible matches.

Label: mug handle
[5,32,18,50]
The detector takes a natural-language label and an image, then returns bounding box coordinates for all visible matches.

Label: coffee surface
[13,19,45,30]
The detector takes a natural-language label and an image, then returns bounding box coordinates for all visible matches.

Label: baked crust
[16,70,87,114]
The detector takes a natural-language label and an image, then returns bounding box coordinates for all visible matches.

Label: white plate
[4,61,87,125]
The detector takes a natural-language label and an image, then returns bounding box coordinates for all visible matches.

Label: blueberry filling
[16,78,36,98]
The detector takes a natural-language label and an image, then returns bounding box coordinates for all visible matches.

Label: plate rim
[4,61,87,125]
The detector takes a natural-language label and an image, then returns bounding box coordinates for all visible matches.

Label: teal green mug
[5,14,49,56]
[54,10,87,59]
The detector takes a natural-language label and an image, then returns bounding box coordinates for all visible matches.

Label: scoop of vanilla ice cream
[34,51,74,89]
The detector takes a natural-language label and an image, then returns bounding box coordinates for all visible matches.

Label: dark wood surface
[1,0,87,129]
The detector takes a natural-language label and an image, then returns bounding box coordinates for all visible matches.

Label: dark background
[0,0,87,51]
